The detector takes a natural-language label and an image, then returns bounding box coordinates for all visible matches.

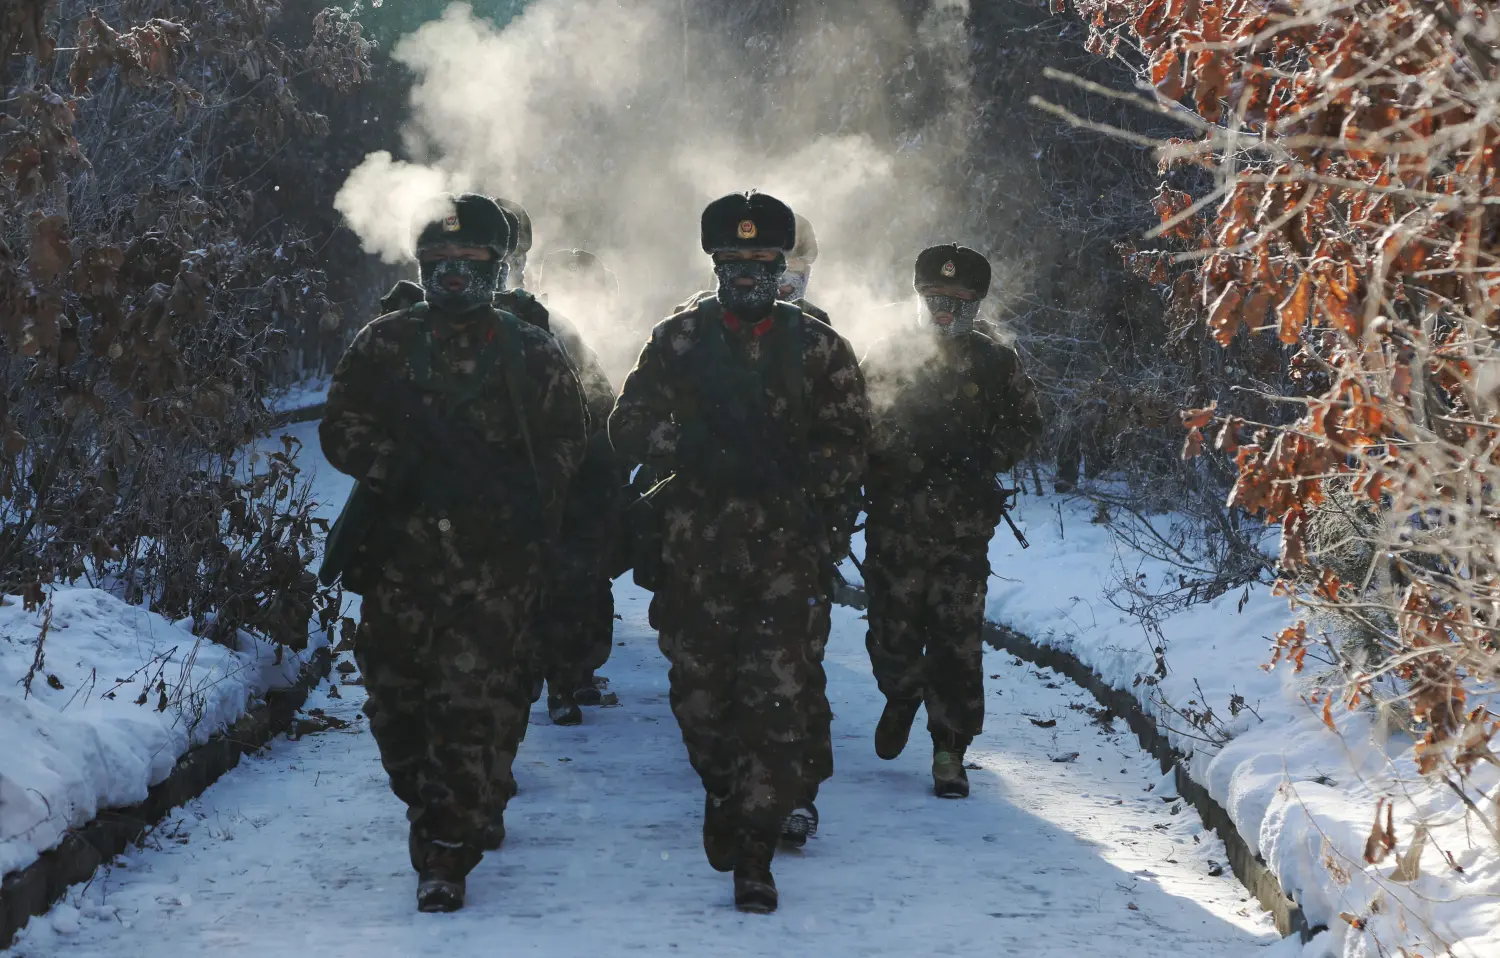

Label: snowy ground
[9,588,1280,956]
[8,422,1285,955]
[968,487,1500,958]
[0,588,310,877]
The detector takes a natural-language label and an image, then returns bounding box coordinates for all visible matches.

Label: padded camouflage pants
[650,557,827,840]
[354,577,538,878]
[538,539,616,693]
[863,525,989,743]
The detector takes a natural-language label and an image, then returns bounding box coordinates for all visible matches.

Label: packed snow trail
[10,423,1280,956]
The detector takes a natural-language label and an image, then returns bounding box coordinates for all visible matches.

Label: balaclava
[778,266,810,303]
[715,253,786,317]
[920,294,981,337]
[420,255,502,314]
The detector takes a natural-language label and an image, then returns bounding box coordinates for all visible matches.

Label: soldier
[860,244,1041,799]
[319,193,587,912]
[609,191,869,913]
[527,247,625,724]
[662,213,841,847]
[373,205,621,728]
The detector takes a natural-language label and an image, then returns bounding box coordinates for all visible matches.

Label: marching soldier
[374,204,621,728]
[860,244,1041,798]
[609,191,869,913]
[319,193,587,912]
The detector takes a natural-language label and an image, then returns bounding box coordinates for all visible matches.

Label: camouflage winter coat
[862,328,1041,541]
[609,297,870,574]
[320,303,588,590]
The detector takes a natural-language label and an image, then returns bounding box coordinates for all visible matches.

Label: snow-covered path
[9,424,1281,956]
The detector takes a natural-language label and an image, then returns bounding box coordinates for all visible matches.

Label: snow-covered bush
[0,0,381,643]
[1056,0,1500,947]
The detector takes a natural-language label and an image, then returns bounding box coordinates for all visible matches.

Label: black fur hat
[494,196,532,257]
[412,193,511,258]
[914,244,991,297]
[700,191,796,253]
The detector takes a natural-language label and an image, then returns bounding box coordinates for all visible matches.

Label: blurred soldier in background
[609,191,869,913]
[319,194,587,912]
[859,244,1041,799]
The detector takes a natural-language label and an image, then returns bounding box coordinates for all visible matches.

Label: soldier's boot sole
[703,792,739,873]
[932,750,970,799]
[780,803,818,848]
[874,698,923,760]
[416,877,465,913]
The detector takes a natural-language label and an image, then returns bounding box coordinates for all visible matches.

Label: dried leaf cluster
[1064,0,1500,813]
[1,0,377,647]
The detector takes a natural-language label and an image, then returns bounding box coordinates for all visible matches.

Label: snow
[979,488,1500,958]
[7,588,1281,956]
[268,374,331,414]
[0,586,311,876]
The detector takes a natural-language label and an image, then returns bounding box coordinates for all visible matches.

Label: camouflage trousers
[863,525,989,744]
[650,557,829,842]
[354,576,538,878]
[537,538,616,693]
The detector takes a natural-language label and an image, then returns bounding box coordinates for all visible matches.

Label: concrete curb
[836,582,1319,941]
[0,646,332,949]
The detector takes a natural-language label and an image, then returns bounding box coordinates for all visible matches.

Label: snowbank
[268,375,331,415]
[0,587,310,876]
[943,489,1500,957]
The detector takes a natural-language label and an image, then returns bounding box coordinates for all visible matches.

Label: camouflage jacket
[862,328,1041,540]
[320,303,587,585]
[610,296,870,573]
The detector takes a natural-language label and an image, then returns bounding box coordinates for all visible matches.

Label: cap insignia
[940,260,957,278]
[442,213,462,233]
[737,218,758,240]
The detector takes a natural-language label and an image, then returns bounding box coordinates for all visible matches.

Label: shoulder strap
[773,302,808,453]
[491,309,543,495]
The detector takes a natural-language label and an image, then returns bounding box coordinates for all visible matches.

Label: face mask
[920,294,980,337]
[420,256,501,314]
[778,268,809,303]
[714,255,785,317]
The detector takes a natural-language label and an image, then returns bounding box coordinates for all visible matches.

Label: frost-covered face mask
[420,256,501,314]
[920,294,981,337]
[778,268,810,303]
[714,254,785,317]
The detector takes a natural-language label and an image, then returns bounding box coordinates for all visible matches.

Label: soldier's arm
[608,327,679,466]
[319,322,402,489]
[804,331,871,498]
[986,345,1043,472]
[528,335,589,527]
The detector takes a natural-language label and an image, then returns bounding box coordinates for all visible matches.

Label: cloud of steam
[337,0,998,383]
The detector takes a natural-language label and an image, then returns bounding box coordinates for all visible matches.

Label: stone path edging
[0,646,331,949]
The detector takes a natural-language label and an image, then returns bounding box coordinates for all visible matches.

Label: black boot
[733,833,778,914]
[780,801,818,848]
[416,875,465,912]
[574,670,603,706]
[703,791,739,872]
[874,697,923,760]
[548,688,582,726]
[932,731,971,799]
